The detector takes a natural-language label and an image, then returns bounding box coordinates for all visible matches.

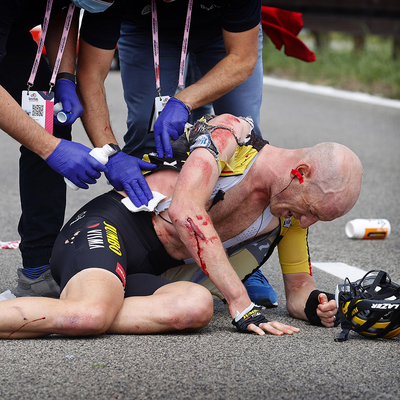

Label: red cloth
[261,6,316,62]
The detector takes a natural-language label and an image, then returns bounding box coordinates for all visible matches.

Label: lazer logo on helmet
[335,270,400,342]
[371,303,399,310]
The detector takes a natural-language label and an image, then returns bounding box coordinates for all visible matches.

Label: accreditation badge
[148,95,171,133]
[22,90,54,134]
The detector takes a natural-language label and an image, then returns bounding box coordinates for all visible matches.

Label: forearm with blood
[181,214,250,316]
[185,215,217,277]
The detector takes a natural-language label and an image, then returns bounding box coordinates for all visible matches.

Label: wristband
[232,302,269,333]
[304,290,336,326]
[172,96,191,115]
[56,72,76,84]
[106,143,121,158]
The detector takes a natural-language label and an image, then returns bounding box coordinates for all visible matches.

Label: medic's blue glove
[104,151,157,207]
[54,79,83,125]
[154,97,190,158]
[46,139,106,189]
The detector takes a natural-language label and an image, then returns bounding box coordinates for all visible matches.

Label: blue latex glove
[46,139,106,189]
[54,79,83,125]
[105,151,157,207]
[154,97,190,158]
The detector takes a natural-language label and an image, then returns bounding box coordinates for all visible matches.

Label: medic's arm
[174,25,259,111]
[0,86,61,158]
[77,38,117,147]
[76,6,123,147]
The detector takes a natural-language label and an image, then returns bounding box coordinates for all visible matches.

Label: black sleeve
[221,0,261,33]
[1,0,74,63]
[79,2,123,50]
[0,0,25,62]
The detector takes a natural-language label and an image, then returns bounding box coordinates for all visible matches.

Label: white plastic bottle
[345,219,391,240]
[54,102,71,123]
[65,144,116,190]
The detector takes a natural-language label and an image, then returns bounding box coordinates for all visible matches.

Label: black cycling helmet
[335,270,400,341]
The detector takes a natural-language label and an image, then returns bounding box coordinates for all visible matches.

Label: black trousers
[0,50,71,268]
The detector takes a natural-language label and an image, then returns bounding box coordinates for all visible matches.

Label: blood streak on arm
[186,217,210,277]
[7,317,46,338]
[196,214,211,226]
[186,217,205,240]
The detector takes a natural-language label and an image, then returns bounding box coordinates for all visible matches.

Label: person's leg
[0,269,124,339]
[118,22,157,158]
[108,280,214,334]
[0,52,69,297]
[118,23,182,158]
[193,25,264,137]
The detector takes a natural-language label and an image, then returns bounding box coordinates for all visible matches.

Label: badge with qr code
[148,95,171,133]
[21,90,54,134]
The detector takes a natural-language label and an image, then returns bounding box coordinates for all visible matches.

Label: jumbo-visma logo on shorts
[104,221,122,256]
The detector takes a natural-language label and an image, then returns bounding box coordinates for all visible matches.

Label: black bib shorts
[50,191,183,296]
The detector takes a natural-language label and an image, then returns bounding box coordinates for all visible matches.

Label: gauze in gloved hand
[54,79,83,125]
[154,97,190,158]
[105,151,157,207]
[46,139,106,189]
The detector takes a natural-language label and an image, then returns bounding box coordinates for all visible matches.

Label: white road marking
[263,76,400,110]
[311,262,366,281]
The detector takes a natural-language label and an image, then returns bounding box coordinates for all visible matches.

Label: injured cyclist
[0,114,363,338]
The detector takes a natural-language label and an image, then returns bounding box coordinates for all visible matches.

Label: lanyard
[151,0,193,97]
[27,0,76,93]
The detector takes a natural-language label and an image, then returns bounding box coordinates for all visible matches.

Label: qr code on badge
[32,104,44,117]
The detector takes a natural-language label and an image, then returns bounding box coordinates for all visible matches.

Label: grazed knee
[169,284,214,331]
[55,303,114,336]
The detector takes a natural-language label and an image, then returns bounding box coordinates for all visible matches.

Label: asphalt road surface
[0,72,399,400]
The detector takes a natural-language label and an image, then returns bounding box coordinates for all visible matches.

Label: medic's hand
[54,79,83,125]
[154,97,190,158]
[46,139,106,189]
[105,151,157,207]
[317,293,338,328]
[232,302,300,336]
